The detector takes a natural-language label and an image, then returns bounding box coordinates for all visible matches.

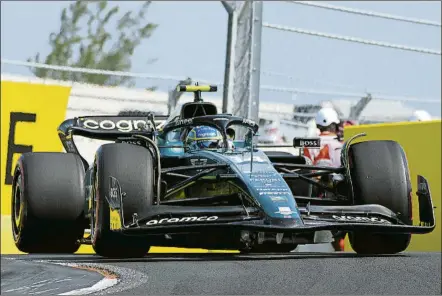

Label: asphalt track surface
[1,257,103,295]
[2,252,441,295]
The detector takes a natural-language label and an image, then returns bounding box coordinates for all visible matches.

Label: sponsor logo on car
[121,139,143,146]
[275,207,295,215]
[145,216,219,225]
[174,118,193,126]
[418,181,427,193]
[82,119,149,132]
[110,187,118,200]
[293,137,321,148]
[269,196,288,202]
[332,215,390,224]
[106,177,122,209]
[300,140,319,147]
[197,132,218,138]
[256,187,291,192]
[246,171,277,175]
[230,155,266,163]
[259,192,291,197]
[242,118,256,127]
[251,177,280,183]
[190,158,208,166]
[64,140,77,153]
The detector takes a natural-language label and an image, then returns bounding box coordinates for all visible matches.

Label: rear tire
[91,143,154,258]
[11,153,86,253]
[348,140,412,254]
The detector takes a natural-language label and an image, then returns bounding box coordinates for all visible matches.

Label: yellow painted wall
[1,82,71,215]
[0,81,237,255]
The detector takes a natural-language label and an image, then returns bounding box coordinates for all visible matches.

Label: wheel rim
[12,175,23,238]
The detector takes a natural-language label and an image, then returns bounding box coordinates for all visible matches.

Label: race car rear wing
[59,114,168,138]
[57,113,168,167]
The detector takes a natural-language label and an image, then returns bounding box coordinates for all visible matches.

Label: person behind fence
[408,109,432,122]
[337,120,357,142]
[303,107,346,252]
[303,107,342,167]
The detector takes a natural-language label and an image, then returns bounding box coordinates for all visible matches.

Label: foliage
[28,1,158,87]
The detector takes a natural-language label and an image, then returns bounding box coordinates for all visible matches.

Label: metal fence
[1,1,441,124]
[222,1,263,124]
[223,0,441,123]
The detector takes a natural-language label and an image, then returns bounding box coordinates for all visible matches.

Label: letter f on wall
[5,112,36,185]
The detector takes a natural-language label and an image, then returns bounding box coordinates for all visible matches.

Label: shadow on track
[2,252,409,264]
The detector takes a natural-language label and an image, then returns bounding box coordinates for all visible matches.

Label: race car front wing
[106,175,435,236]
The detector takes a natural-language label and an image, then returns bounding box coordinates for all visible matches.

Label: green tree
[27,0,158,87]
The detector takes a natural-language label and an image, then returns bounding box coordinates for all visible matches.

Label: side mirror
[245,129,254,146]
[226,127,236,140]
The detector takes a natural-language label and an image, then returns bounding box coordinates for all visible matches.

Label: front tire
[348,140,412,254]
[91,143,154,258]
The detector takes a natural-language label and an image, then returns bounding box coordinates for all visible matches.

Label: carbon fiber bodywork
[57,106,435,250]
[107,171,435,237]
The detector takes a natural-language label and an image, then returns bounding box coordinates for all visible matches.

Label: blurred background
[1,1,441,145]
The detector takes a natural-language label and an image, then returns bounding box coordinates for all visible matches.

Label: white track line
[58,278,118,295]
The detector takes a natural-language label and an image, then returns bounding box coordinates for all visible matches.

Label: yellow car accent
[110,208,122,230]
[177,85,217,92]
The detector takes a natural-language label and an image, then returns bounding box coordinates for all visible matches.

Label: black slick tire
[11,152,86,253]
[348,140,412,254]
[91,143,154,258]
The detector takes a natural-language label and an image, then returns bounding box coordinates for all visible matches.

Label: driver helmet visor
[195,140,220,149]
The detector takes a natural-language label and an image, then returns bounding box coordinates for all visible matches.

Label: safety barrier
[1,81,71,254]
[1,81,71,214]
[343,120,441,252]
